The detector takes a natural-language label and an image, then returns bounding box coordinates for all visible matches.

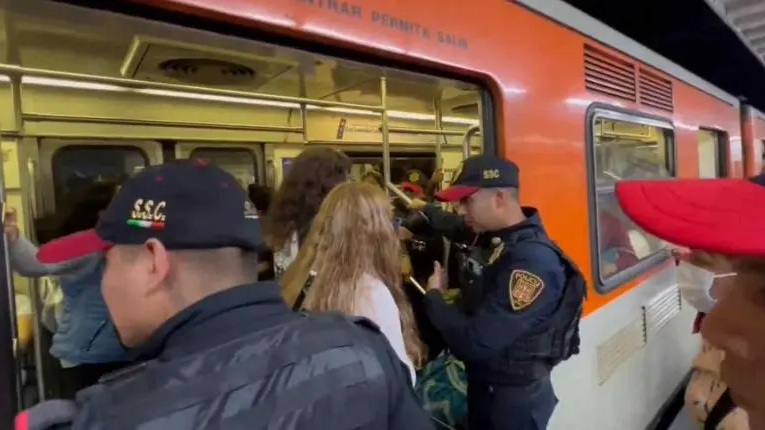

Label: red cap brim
[37,229,113,263]
[615,178,765,256]
[400,182,424,196]
[435,185,480,202]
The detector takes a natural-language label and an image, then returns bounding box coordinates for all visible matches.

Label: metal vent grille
[159,58,256,86]
[639,68,674,112]
[584,44,637,102]
[643,285,682,338]
[596,316,646,385]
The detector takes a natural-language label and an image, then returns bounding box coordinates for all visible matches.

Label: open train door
[0,180,20,427]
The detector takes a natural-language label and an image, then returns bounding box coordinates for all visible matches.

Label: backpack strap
[507,234,588,300]
[16,400,77,430]
[704,388,736,430]
[292,270,317,311]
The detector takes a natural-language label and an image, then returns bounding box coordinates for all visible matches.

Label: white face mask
[676,261,736,313]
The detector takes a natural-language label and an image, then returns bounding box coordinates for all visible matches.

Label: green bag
[415,353,468,430]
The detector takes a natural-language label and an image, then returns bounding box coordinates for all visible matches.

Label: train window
[590,113,675,292]
[346,152,436,187]
[697,129,727,178]
[51,145,148,209]
[190,148,257,189]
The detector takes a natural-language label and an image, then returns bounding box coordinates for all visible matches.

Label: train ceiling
[564,0,765,112]
[0,0,480,118]
[706,0,765,63]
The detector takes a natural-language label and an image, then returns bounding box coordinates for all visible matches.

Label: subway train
[1,0,765,428]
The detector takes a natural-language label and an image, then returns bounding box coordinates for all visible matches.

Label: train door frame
[0,184,19,430]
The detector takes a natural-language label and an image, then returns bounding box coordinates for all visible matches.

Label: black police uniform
[18,160,433,430]
[421,155,585,430]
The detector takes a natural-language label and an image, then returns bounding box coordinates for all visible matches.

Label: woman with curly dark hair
[264,147,351,277]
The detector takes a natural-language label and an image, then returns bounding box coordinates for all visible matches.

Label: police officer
[17,160,434,430]
[411,154,586,430]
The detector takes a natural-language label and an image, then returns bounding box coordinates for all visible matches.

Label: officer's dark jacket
[21,282,434,430]
[422,207,586,386]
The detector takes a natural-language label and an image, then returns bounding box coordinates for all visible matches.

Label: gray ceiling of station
[707,0,765,61]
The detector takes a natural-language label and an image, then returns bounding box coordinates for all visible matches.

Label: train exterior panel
[119,0,741,427]
[0,0,749,427]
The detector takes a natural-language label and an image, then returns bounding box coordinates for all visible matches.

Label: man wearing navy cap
[16,160,433,430]
[410,154,586,430]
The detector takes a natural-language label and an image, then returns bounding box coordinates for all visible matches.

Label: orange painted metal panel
[126,0,741,316]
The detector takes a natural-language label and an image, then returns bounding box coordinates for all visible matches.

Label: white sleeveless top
[273,231,299,277]
[354,274,416,386]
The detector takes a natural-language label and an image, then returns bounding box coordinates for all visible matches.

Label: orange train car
[0,0,761,428]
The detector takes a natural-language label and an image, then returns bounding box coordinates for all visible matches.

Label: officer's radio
[451,242,488,314]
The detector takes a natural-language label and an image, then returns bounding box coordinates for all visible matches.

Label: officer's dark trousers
[467,376,557,430]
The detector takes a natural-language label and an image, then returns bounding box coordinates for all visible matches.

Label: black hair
[247,184,273,214]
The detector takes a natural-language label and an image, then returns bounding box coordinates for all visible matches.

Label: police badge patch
[508,270,544,311]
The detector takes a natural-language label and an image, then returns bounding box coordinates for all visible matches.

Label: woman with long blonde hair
[280,182,425,383]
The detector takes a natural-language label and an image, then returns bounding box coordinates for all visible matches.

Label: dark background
[563,0,765,110]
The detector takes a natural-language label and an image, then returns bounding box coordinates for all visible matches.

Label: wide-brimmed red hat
[615,174,765,256]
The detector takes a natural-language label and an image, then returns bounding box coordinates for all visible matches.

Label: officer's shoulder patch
[508,270,544,311]
[487,243,505,265]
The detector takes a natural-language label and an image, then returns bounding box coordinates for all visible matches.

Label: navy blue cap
[436,154,520,202]
[37,160,265,263]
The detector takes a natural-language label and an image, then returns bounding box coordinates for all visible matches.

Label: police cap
[436,154,519,202]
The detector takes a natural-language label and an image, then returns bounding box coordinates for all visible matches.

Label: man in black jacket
[17,160,433,430]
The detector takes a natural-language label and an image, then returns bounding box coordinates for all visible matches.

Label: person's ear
[143,238,170,296]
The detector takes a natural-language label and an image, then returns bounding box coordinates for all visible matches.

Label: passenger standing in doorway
[263,147,351,277]
[17,160,434,430]
[280,182,424,384]
[4,183,132,398]
[413,155,586,430]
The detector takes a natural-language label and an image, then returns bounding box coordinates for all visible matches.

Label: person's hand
[4,207,19,242]
[427,261,446,292]
[409,198,427,211]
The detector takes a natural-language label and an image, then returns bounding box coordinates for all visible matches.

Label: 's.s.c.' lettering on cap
[483,169,500,180]
[129,198,166,229]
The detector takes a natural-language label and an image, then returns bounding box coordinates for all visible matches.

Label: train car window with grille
[697,129,727,178]
[589,112,676,292]
[51,145,148,210]
[190,148,257,188]
[346,152,436,184]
